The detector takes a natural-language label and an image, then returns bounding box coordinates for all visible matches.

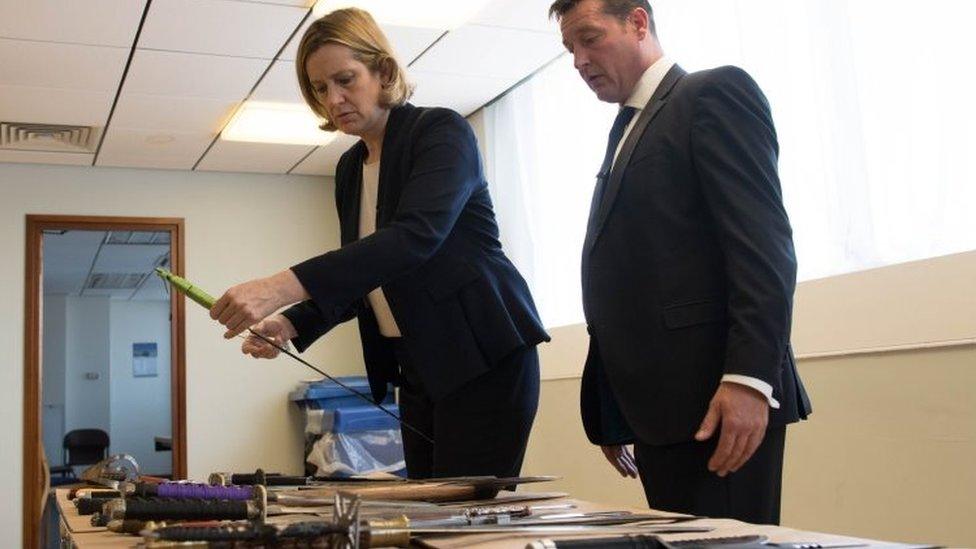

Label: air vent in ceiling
[85,273,147,290]
[0,121,99,152]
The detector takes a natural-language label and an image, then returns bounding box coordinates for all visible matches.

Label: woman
[210,8,549,480]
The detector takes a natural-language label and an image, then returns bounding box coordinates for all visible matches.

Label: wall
[109,300,172,476]
[792,251,976,355]
[782,345,975,547]
[522,348,976,548]
[40,295,67,465]
[0,161,364,544]
[64,296,111,435]
[518,253,976,548]
[784,252,975,547]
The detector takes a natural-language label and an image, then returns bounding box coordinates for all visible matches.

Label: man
[550,0,812,524]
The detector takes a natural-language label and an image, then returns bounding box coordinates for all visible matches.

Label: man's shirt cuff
[722,374,780,409]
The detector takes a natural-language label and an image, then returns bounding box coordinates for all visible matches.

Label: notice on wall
[132,342,158,377]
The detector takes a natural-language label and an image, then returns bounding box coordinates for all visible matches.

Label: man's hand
[695,382,769,477]
[601,445,638,478]
[211,270,308,339]
[241,315,297,359]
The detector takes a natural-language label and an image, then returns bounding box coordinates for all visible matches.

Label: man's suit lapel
[584,65,687,255]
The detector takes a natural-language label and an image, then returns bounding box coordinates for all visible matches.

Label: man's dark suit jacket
[281,103,549,403]
[581,65,812,447]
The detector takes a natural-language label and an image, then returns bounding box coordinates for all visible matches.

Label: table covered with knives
[54,462,935,549]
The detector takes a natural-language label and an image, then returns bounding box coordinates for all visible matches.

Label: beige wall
[782,345,975,548]
[791,251,976,356]
[0,162,365,544]
[520,253,976,548]
[523,346,976,548]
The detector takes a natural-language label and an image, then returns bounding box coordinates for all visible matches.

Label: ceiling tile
[226,0,314,6]
[250,61,304,103]
[96,128,215,170]
[0,38,128,91]
[196,139,315,173]
[112,93,238,133]
[0,85,114,126]
[131,280,170,301]
[290,133,358,176]
[94,243,170,273]
[410,70,511,117]
[0,149,93,166]
[0,0,145,47]
[409,24,563,80]
[139,0,307,59]
[42,230,171,299]
[280,20,441,66]
[123,49,268,100]
[278,15,311,61]
[389,25,446,65]
[471,0,561,34]
[42,230,105,295]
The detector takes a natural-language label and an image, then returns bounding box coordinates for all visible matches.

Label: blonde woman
[210,8,549,479]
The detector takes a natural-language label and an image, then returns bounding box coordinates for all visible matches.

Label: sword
[154,267,433,445]
[121,480,437,509]
[96,486,573,526]
[279,475,560,503]
[140,517,712,546]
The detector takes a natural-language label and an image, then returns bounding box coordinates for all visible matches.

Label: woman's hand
[211,270,309,339]
[241,315,297,359]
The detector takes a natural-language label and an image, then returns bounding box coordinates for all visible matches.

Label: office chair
[48,428,109,483]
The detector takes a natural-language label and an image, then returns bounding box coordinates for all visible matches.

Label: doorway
[23,215,186,547]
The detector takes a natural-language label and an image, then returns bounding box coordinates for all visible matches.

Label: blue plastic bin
[323,404,401,433]
[291,377,405,477]
[289,376,394,410]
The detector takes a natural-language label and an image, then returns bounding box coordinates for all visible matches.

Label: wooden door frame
[23,215,187,547]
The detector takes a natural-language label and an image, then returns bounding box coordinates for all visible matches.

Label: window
[482,0,976,328]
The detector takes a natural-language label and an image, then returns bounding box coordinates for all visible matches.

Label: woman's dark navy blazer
[281,103,549,403]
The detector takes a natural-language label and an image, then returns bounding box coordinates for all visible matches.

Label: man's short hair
[549,0,655,34]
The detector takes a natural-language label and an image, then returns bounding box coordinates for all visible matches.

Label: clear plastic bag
[305,429,406,477]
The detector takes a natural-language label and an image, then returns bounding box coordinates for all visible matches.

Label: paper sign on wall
[132,342,158,377]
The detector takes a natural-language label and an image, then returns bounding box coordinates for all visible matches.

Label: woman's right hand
[241,314,298,359]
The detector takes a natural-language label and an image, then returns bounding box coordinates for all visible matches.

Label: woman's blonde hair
[296,8,414,132]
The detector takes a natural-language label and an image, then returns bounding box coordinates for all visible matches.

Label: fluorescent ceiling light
[312,0,492,30]
[222,102,337,146]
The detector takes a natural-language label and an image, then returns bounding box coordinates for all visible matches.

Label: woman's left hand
[211,270,309,339]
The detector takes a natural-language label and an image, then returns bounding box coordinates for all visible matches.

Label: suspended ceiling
[0,0,564,176]
[43,230,171,301]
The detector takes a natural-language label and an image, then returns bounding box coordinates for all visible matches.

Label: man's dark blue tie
[594,106,637,207]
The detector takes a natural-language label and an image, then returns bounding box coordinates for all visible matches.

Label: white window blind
[482,0,976,329]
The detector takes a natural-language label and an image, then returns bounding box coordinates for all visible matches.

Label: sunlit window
[483,0,976,329]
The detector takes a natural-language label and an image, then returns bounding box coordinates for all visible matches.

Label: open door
[23,215,187,547]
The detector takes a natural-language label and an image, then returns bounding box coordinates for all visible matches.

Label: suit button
[333,306,344,318]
